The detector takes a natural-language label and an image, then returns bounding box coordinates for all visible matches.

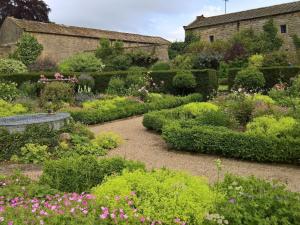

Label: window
[280,25,287,34]
[209,35,214,43]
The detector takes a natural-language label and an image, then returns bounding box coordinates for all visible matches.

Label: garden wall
[228,66,300,90]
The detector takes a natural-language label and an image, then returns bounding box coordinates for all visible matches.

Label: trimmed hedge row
[162,124,300,164]
[70,94,202,125]
[228,66,300,90]
[0,69,217,97]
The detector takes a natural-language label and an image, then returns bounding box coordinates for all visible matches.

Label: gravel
[90,116,300,192]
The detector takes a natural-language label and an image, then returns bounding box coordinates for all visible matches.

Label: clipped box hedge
[228,66,300,90]
[70,94,202,125]
[162,124,300,164]
[0,69,217,97]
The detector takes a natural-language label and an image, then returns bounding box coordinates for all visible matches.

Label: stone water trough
[0,113,71,133]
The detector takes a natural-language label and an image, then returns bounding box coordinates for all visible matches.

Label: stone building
[184,1,300,53]
[0,17,170,62]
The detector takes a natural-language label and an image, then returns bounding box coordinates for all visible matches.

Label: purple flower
[229,198,236,204]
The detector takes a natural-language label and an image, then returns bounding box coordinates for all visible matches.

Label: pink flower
[140,217,146,223]
[0,206,4,212]
[0,217,4,222]
[8,221,13,225]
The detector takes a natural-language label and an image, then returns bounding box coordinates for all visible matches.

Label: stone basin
[0,113,71,133]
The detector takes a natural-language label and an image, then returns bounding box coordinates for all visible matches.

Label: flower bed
[143,94,300,164]
[69,93,202,125]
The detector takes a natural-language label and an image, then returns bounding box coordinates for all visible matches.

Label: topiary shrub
[107,54,132,71]
[0,58,28,74]
[40,81,74,112]
[234,67,265,91]
[40,156,145,193]
[172,71,196,95]
[151,61,171,71]
[11,33,43,66]
[92,169,217,225]
[58,52,105,72]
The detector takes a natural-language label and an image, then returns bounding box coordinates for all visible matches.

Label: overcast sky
[44,0,297,41]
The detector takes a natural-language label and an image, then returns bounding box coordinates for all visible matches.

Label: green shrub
[106,77,126,95]
[0,99,27,118]
[58,52,105,72]
[182,102,219,117]
[228,66,300,90]
[0,81,19,101]
[162,123,300,163]
[195,110,238,128]
[0,124,59,161]
[108,54,132,71]
[40,81,74,111]
[209,174,300,225]
[92,169,217,225]
[78,73,95,89]
[19,81,38,97]
[70,94,202,125]
[248,54,264,67]
[151,61,171,71]
[251,93,275,105]
[11,33,43,66]
[40,156,145,193]
[172,71,196,95]
[92,132,123,149]
[127,50,158,68]
[171,55,193,70]
[262,51,289,67]
[0,58,28,74]
[246,116,298,138]
[11,143,50,164]
[234,67,265,91]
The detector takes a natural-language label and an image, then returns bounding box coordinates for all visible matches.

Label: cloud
[44,0,297,41]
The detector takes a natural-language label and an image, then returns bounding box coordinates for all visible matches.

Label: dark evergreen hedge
[228,66,300,90]
[0,69,218,98]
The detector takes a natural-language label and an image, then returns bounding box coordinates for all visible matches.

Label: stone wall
[186,11,300,54]
[0,19,169,63]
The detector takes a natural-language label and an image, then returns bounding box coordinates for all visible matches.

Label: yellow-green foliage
[11,143,50,164]
[249,54,264,68]
[82,97,127,110]
[246,116,297,137]
[182,102,219,117]
[92,132,123,149]
[251,94,275,105]
[0,100,27,117]
[92,169,217,225]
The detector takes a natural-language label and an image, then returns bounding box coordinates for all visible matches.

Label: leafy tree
[95,38,113,60]
[11,33,43,66]
[259,19,283,53]
[0,0,50,26]
[168,41,186,59]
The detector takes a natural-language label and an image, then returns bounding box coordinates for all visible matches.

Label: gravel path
[90,116,300,192]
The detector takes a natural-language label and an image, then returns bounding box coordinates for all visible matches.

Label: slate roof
[6,17,170,44]
[185,1,300,30]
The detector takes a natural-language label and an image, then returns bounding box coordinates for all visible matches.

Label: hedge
[162,124,300,164]
[0,69,217,98]
[70,93,202,125]
[40,156,145,193]
[228,66,300,90]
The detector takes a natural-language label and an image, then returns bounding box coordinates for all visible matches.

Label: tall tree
[0,0,51,26]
